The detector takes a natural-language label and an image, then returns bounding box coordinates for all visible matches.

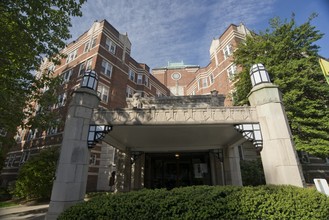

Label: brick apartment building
[1,20,327,191]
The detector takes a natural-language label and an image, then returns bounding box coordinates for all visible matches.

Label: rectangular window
[129,69,135,82]
[97,83,109,103]
[84,37,97,52]
[66,49,77,63]
[202,78,208,88]
[101,60,113,77]
[126,86,134,98]
[47,126,58,135]
[209,73,214,84]
[54,93,67,108]
[223,44,233,59]
[86,58,93,70]
[227,64,237,81]
[144,77,149,87]
[19,151,30,165]
[7,154,16,167]
[61,69,72,84]
[79,59,92,76]
[79,62,86,76]
[137,74,143,85]
[105,38,116,54]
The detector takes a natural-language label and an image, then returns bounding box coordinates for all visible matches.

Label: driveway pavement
[0,203,49,220]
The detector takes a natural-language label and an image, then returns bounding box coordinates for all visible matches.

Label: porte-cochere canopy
[92,94,259,152]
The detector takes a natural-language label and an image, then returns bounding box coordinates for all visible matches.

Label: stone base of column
[46,200,83,220]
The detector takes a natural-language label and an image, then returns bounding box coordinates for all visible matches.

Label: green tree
[11,147,59,200]
[0,0,85,164]
[233,14,329,158]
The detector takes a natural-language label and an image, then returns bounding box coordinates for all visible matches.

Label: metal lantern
[249,64,271,87]
[235,123,263,150]
[87,125,112,148]
[81,70,98,90]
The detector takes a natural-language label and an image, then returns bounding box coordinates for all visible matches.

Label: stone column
[46,88,100,220]
[96,143,116,191]
[223,146,242,186]
[248,83,305,187]
[115,150,132,192]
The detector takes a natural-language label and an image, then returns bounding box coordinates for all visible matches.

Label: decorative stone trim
[93,107,258,125]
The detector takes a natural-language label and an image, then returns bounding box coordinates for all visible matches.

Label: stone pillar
[115,150,132,192]
[46,88,100,220]
[223,146,242,186]
[248,83,305,187]
[96,143,116,191]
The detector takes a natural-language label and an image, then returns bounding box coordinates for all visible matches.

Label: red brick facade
[153,24,250,106]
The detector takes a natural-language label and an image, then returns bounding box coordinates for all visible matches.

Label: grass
[0,200,18,208]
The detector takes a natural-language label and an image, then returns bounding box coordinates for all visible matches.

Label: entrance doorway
[144,152,211,189]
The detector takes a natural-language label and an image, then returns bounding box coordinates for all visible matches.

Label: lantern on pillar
[87,125,112,148]
[249,64,271,87]
[81,70,98,90]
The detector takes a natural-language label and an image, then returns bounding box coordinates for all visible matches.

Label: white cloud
[70,0,276,69]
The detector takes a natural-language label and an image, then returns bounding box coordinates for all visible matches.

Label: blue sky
[70,0,329,69]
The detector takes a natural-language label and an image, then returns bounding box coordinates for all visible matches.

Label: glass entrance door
[145,152,211,189]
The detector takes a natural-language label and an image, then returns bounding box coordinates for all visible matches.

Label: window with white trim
[78,62,86,76]
[126,86,134,98]
[61,69,72,84]
[48,64,55,73]
[144,76,149,87]
[227,64,237,81]
[101,60,113,77]
[86,58,93,70]
[201,78,208,88]
[137,74,143,85]
[209,73,214,84]
[66,49,77,63]
[6,154,16,167]
[129,69,135,82]
[84,37,97,52]
[54,93,67,108]
[47,125,58,135]
[223,44,233,59]
[19,151,30,165]
[105,38,116,54]
[97,83,109,103]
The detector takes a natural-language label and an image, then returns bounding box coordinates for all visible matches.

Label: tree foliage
[233,14,329,157]
[0,0,85,158]
[11,147,59,200]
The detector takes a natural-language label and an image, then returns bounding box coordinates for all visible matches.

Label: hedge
[58,185,329,220]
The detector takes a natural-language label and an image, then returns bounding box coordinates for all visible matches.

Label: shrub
[240,158,266,186]
[58,185,329,220]
[11,147,59,200]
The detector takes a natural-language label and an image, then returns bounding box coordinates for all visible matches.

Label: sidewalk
[0,203,49,220]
